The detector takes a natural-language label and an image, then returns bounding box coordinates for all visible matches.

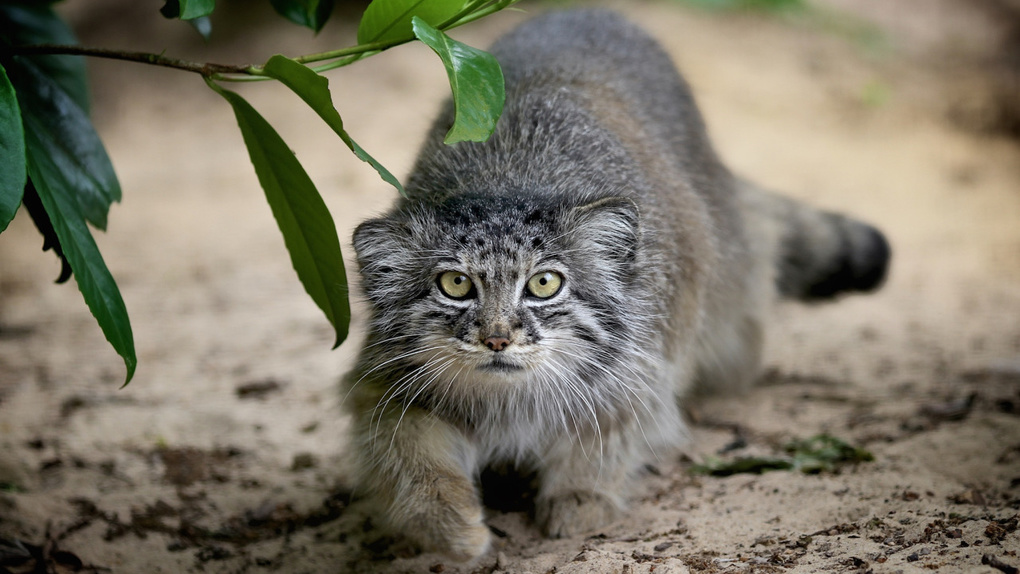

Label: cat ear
[567,197,641,265]
[352,218,412,277]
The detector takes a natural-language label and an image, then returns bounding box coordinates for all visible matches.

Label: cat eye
[526,271,563,299]
[437,271,475,299]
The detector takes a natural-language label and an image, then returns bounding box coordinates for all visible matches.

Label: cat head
[352,192,646,392]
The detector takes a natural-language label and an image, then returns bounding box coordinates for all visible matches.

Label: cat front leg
[350,398,490,561]
[535,425,640,538]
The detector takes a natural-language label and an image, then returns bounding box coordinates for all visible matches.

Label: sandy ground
[2,1,1020,572]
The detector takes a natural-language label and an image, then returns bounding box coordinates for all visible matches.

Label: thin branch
[309,51,377,75]
[451,0,522,29]
[437,0,494,30]
[5,43,250,76]
[8,40,403,81]
[291,41,390,66]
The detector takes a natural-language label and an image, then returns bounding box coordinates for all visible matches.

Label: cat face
[352,193,644,394]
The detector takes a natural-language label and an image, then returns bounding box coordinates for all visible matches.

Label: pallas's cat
[344,9,889,561]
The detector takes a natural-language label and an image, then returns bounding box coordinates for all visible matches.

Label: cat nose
[483,336,511,352]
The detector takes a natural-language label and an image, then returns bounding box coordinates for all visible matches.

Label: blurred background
[1,1,1018,572]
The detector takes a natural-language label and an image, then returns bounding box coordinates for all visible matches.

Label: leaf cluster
[0,0,515,384]
[161,0,335,36]
[690,434,874,477]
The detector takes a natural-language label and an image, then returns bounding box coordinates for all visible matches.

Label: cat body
[344,9,889,560]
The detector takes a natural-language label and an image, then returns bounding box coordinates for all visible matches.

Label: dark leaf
[10,56,120,231]
[261,54,403,194]
[159,0,213,36]
[0,63,25,232]
[160,0,216,20]
[210,83,350,348]
[160,0,180,18]
[4,9,134,382]
[412,16,504,143]
[269,0,335,33]
[0,4,89,112]
[357,0,467,45]
[25,133,136,385]
[21,180,72,283]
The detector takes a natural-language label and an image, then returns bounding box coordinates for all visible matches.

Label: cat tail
[737,179,891,302]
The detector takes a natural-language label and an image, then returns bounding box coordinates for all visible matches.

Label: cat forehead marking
[431,194,556,257]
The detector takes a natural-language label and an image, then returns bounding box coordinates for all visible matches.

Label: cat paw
[437,520,492,562]
[537,491,620,538]
[401,478,492,561]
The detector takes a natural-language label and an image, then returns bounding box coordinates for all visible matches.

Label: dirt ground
[2,1,1020,572]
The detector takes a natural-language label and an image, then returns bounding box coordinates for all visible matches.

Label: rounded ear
[352,218,412,277]
[567,196,641,265]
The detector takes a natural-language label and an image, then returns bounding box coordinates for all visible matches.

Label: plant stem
[437,0,494,31]
[9,37,408,81]
[4,43,249,76]
[291,41,390,66]
[309,51,376,75]
[452,0,521,28]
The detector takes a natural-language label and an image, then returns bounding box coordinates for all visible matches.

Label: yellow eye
[527,271,563,299]
[437,271,474,299]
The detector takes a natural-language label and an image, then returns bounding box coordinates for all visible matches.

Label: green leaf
[261,55,404,195]
[2,2,134,384]
[357,0,468,45]
[0,4,89,113]
[9,24,126,376]
[25,137,136,386]
[785,434,874,473]
[159,1,213,36]
[690,434,874,477]
[160,0,216,20]
[210,83,350,348]
[412,16,504,144]
[0,64,26,233]
[21,181,73,283]
[10,57,121,231]
[270,0,335,32]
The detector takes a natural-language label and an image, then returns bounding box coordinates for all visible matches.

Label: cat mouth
[478,357,525,373]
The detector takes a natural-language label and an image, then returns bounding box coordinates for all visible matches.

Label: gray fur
[343,9,889,560]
